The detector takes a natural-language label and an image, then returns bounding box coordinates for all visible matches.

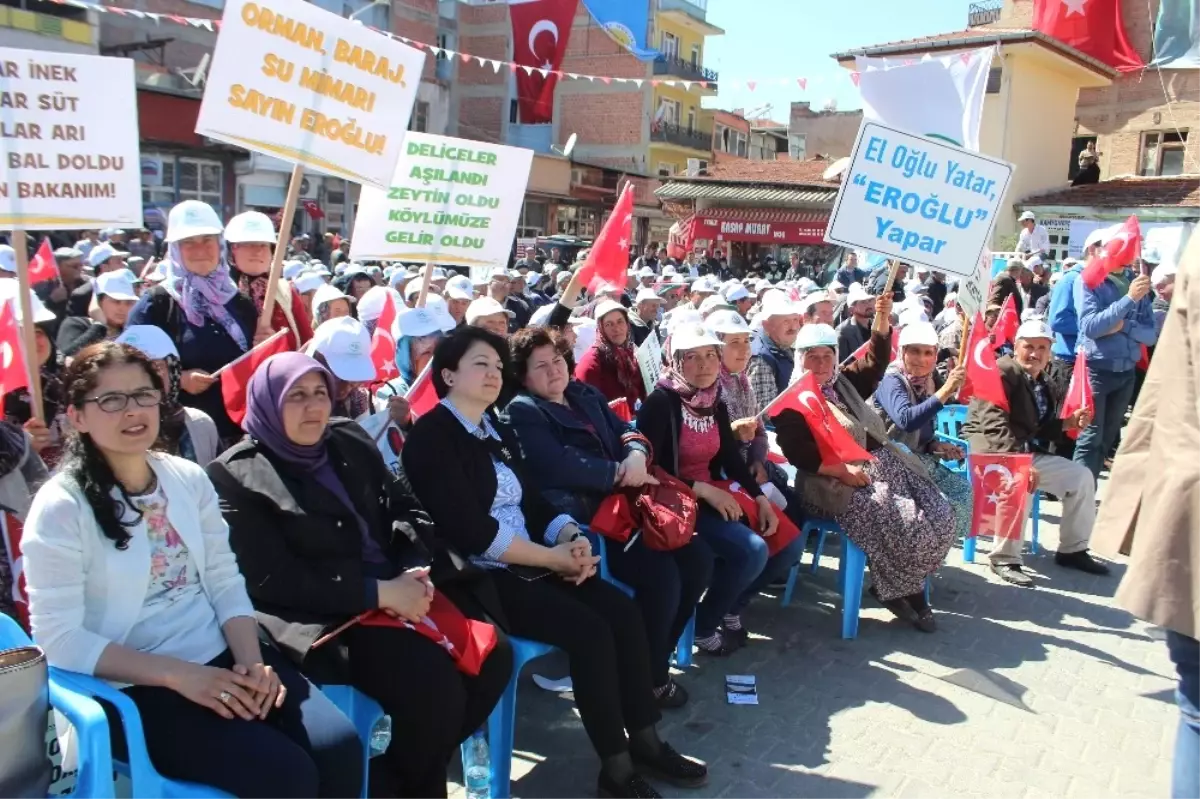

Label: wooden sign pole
[11,230,44,423]
[414,261,434,309]
[259,163,305,327]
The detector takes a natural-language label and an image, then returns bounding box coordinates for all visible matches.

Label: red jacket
[574,346,645,404]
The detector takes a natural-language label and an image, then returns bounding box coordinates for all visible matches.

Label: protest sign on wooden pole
[259,164,304,326]
[414,263,435,309]
[11,232,42,423]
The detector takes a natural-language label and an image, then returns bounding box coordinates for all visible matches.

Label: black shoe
[654,678,689,710]
[990,563,1034,587]
[630,742,709,789]
[597,771,661,798]
[695,631,739,657]
[721,624,749,647]
[1055,549,1111,575]
[912,608,937,633]
[870,585,919,622]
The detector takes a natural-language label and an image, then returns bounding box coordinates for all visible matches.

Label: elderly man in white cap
[629,286,665,347]
[836,282,876,362]
[745,289,802,412]
[1016,211,1050,258]
[962,319,1109,586]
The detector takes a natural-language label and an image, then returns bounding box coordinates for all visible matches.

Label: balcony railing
[968,0,1002,27]
[659,0,708,20]
[652,54,718,85]
[651,121,712,152]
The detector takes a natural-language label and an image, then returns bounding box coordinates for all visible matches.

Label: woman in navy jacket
[505,328,713,707]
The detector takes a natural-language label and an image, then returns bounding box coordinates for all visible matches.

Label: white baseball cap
[357,286,401,324]
[1025,255,1044,269]
[705,309,750,337]
[1151,263,1177,287]
[0,282,55,323]
[466,296,514,325]
[1016,319,1053,341]
[310,317,376,383]
[846,282,874,304]
[95,270,140,301]
[293,271,326,295]
[594,299,628,323]
[662,264,679,277]
[312,283,354,316]
[634,287,666,305]
[796,291,832,315]
[897,306,929,328]
[637,265,655,278]
[0,245,14,273]
[445,275,475,301]
[795,323,838,351]
[87,242,130,268]
[1083,227,1111,250]
[388,270,409,290]
[669,322,724,353]
[422,294,458,332]
[898,320,938,348]
[117,325,179,360]
[756,289,798,321]
[166,199,224,243]
[283,260,307,280]
[1018,211,1036,222]
[691,276,719,294]
[722,282,751,303]
[698,294,733,317]
[394,305,447,339]
[224,211,276,244]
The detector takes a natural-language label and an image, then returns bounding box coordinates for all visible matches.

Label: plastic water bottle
[369,714,392,758]
[463,730,490,799]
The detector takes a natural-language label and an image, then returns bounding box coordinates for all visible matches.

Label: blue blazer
[504,381,644,521]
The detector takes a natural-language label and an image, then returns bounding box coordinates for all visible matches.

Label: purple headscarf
[163,238,249,352]
[244,351,384,562]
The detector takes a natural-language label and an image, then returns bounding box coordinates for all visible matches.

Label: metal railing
[652,54,718,85]
[968,0,1002,27]
[651,121,712,152]
[660,0,708,17]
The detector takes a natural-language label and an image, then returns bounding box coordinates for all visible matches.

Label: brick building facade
[787,101,863,160]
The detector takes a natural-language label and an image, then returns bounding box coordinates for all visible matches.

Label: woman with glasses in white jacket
[21,341,362,798]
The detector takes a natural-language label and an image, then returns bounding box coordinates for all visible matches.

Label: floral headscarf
[162,239,248,351]
[655,345,721,420]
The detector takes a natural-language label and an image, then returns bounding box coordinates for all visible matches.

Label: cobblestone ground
[450,481,1179,798]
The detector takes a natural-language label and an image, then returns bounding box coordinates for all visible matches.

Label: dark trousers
[606,538,713,686]
[1045,358,1078,460]
[1167,631,1199,799]
[103,647,363,799]
[343,624,513,799]
[488,569,662,758]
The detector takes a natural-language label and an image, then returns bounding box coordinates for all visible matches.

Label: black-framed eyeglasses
[83,389,163,413]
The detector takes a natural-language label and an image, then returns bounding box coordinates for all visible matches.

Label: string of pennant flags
[42,0,893,92]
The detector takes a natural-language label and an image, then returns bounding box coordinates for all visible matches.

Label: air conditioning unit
[686,158,708,176]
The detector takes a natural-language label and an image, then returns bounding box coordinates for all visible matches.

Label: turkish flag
[1033,0,1144,72]
[509,0,578,123]
[1081,215,1141,290]
[220,329,292,426]
[847,328,899,363]
[1059,348,1094,441]
[608,397,633,422]
[959,311,1010,411]
[968,452,1033,541]
[576,183,634,292]
[405,362,438,419]
[0,300,29,397]
[371,292,400,383]
[1,511,29,629]
[992,292,1019,348]
[27,238,57,284]
[765,370,873,467]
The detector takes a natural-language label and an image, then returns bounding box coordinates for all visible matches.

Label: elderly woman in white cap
[576,299,646,405]
[310,283,355,327]
[225,211,313,349]
[305,316,378,419]
[774,295,955,633]
[372,304,453,426]
[873,320,972,542]
[116,325,219,465]
[127,200,258,445]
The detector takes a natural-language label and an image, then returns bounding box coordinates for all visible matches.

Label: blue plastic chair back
[935,405,968,441]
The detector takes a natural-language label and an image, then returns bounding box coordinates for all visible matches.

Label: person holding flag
[962,320,1108,586]
[372,305,448,426]
[773,292,955,633]
[0,284,67,468]
[225,211,313,350]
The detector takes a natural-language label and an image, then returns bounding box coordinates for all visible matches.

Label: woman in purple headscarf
[126,200,258,445]
[207,351,513,799]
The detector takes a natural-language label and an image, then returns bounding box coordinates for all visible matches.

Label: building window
[177,158,222,208]
[556,205,599,237]
[656,98,679,125]
[686,108,695,134]
[657,163,676,177]
[986,66,1002,94]
[661,31,678,59]
[1068,135,1097,181]
[690,44,700,67]
[310,0,388,30]
[1139,130,1189,176]
[141,153,176,209]
[518,201,548,238]
[410,101,429,133]
[789,133,807,160]
[736,132,747,157]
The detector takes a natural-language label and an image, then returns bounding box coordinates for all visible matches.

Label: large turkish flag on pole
[510,0,578,124]
[1033,0,1145,72]
[959,311,1010,411]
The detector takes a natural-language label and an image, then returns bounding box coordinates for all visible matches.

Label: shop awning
[675,209,829,248]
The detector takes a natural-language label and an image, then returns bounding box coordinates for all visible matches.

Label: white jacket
[21,453,254,675]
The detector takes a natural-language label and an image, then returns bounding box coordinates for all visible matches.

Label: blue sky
[702,0,970,119]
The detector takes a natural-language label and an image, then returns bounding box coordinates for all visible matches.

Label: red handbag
[711,480,802,557]
[634,466,698,551]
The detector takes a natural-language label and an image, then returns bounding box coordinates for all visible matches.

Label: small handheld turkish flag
[1081,215,1141,290]
[1059,349,1094,441]
[968,452,1033,541]
[846,328,899,364]
[220,330,291,426]
[405,362,438,419]
[575,183,634,293]
[370,292,400,382]
[959,311,1010,411]
[0,300,29,397]
[765,370,873,467]
[27,238,58,284]
[992,293,1019,347]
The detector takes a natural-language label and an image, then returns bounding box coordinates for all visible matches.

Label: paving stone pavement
[449,483,1179,798]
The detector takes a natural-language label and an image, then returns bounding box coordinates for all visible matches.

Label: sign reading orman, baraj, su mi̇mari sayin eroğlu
[350,132,533,269]
[825,120,1014,278]
[0,49,142,229]
[195,0,425,188]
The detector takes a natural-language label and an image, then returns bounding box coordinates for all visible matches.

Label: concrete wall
[788,102,863,159]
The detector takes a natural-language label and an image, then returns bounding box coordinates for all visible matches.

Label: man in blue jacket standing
[1072,260,1158,480]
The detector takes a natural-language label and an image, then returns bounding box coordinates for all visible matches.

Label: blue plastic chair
[780,519,840,606]
[935,404,968,441]
[0,614,386,799]
[0,614,115,799]
[838,537,932,640]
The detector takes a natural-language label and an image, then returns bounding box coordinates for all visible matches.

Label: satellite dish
[562,132,578,158]
[823,156,851,181]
